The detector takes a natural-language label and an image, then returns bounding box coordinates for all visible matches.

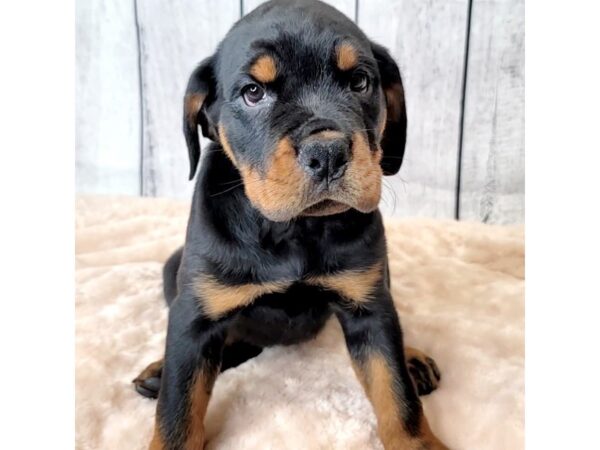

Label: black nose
[299,138,350,184]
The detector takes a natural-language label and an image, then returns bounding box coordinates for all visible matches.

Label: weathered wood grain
[359,0,470,218]
[75,0,525,224]
[243,0,356,20]
[459,0,525,224]
[136,0,240,198]
[76,0,141,195]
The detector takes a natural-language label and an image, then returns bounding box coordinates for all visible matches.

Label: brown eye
[242,83,266,106]
[350,72,369,93]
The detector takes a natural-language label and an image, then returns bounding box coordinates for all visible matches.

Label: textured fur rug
[75,196,524,450]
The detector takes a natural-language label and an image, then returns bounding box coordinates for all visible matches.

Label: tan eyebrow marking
[336,42,359,71]
[249,55,277,83]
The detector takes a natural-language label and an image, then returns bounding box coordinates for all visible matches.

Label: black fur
[136,1,446,448]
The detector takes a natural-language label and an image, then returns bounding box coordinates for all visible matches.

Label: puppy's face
[183,1,407,221]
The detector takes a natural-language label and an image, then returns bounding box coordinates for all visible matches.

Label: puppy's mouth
[301,199,351,217]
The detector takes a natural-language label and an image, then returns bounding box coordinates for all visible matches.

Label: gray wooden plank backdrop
[75,0,524,223]
[459,0,525,224]
[137,0,240,198]
[76,0,141,195]
[360,0,469,218]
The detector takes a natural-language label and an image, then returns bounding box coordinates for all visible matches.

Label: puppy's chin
[254,196,379,222]
[250,203,299,222]
[255,202,349,222]
[300,199,351,217]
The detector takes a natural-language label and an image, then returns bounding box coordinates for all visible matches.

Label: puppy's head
[183,0,407,221]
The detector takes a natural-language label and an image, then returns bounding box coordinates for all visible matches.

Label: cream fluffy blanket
[75,196,524,450]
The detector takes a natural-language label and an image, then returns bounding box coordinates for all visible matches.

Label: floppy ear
[371,42,407,176]
[183,56,218,180]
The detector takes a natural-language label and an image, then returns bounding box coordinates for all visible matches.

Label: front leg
[334,286,448,450]
[149,289,229,450]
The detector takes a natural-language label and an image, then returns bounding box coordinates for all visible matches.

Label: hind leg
[133,340,263,399]
[132,248,183,398]
[162,247,183,306]
[405,346,442,396]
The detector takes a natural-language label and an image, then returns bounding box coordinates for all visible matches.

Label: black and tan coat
[133,1,448,448]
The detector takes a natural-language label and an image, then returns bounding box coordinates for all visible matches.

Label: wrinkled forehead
[216,13,374,90]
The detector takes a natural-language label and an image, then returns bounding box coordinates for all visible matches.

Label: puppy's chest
[195,260,383,320]
[193,217,385,319]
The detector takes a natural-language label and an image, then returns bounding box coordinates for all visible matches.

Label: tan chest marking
[194,275,292,319]
[306,263,383,304]
[195,263,382,319]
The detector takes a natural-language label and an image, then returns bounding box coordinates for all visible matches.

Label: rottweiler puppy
[133,0,448,448]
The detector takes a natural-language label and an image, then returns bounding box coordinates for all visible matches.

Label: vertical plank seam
[354,0,359,23]
[240,0,244,17]
[133,0,145,196]
[455,0,474,220]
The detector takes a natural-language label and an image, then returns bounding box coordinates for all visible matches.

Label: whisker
[217,178,244,186]
[210,182,244,197]
[382,178,398,214]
